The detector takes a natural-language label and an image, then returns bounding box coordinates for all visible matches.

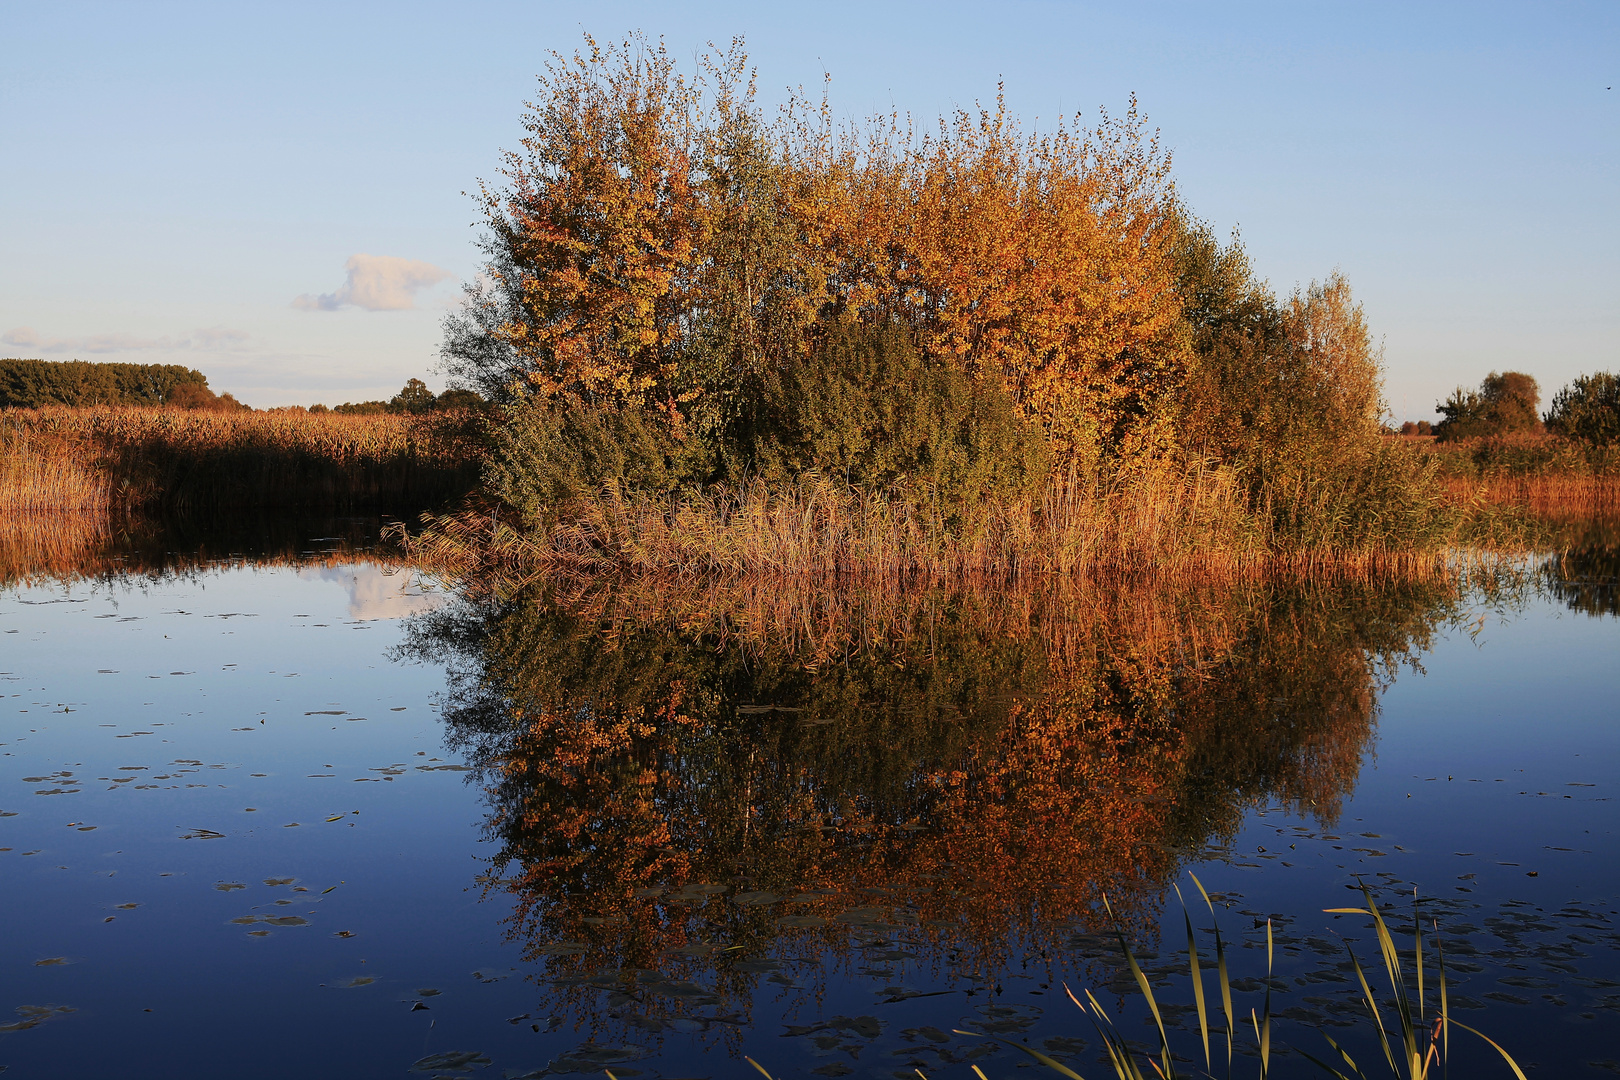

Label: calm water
[1,521,1617,1078]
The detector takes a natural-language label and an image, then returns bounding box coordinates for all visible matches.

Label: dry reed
[0,406,482,513]
[401,463,1455,588]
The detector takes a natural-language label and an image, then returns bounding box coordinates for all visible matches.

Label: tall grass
[744,880,1528,1080]
[1415,433,1620,512]
[0,406,482,513]
[402,453,1459,585]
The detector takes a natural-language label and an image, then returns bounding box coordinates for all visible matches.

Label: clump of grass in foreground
[744,878,1527,1080]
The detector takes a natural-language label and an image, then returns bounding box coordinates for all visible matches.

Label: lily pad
[410,1050,492,1072]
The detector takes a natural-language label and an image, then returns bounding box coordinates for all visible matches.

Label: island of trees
[4,35,1616,572]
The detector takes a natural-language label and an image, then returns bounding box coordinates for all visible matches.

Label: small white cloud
[293,254,452,312]
[2,325,250,354]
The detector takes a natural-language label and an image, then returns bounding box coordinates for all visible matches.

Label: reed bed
[401,464,1457,588]
[1419,434,1620,512]
[0,406,483,513]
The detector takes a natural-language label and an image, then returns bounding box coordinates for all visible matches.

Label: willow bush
[426,33,1451,573]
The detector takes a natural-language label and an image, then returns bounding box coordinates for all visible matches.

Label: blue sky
[2,1,1615,419]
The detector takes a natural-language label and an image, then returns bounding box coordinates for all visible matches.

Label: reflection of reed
[0,512,118,585]
[0,510,392,588]
[399,574,1462,1041]
[1543,543,1620,618]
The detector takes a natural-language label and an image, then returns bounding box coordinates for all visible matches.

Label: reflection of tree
[1543,545,1620,618]
[399,576,1455,1044]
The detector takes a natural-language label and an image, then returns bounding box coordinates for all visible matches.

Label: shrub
[483,396,704,528]
[1546,370,1620,444]
[742,321,1051,525]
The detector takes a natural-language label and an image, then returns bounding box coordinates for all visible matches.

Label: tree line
[1410,369,1620,444]
[0,358,245,411]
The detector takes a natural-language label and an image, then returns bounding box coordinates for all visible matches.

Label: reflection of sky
[297,564,445,620]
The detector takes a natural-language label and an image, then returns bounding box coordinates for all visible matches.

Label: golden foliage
[452,36,1189,460]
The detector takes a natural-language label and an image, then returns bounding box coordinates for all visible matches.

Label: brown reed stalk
[398,462,1459,590]
[0,406,482,512]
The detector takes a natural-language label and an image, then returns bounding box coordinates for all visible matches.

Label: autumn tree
[1434,370,1541,441]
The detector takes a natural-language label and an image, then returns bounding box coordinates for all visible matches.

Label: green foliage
[481,323,1050,534]
[1546,370,1620,444]
[483,395,706,528]
[390,377,437,415]
[435,387,487,412]
[0,358,211,408]
[335,381,485,417]
[332,400,390,416]
[740,320,1051,523]
[1435,371,1541,442]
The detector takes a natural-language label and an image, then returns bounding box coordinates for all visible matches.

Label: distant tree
[309,403,330,414]
[166,382,248,411]
[433,387,486,412]
[1397,420,1432,436]
[334,401,390,415]
[1546,371,1620,444]
[389,378,437,414]
[1434,370,1541,441]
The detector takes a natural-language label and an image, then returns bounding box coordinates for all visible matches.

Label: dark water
[1,521,1616,1078]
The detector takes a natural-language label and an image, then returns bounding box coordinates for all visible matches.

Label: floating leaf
[410,1050,491,1072]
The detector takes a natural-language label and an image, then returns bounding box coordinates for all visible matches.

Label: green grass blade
[1414,890,1425,1027]
[1320,1029,1371,1080]
[1176,885,1211,1073]
[1359,882,1420,1075]
[1195,875,1235,1079]
[1447,1020,1530,1080]
[1343,939,1397,1074]
[1261,920,1273,1079]
[1295,1045,1359,1080]
[957,1034,1090,1080]
[1080,989,1148,1080]
[1105,895,1176,1079]
[1436,932,1449,1075]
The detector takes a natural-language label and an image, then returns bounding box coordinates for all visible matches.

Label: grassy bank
[0,406,483,514]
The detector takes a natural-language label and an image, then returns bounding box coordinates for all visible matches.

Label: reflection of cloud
[299,564,446,620]
[1,325,250,354]
[293,254,451,312]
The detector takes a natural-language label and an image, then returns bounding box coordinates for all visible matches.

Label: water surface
[1,523,1616,1078]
